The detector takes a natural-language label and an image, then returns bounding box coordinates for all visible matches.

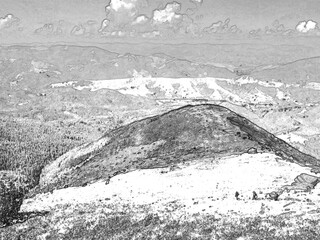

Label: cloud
[34,23,54,34]
[141,30,161,38]
[203,18,240,34]
[132,15,149,25]
[152,2,182,24]
[34,22,66,36]
[190,0,203,3]
[149,2,202,36]
[99,0,201,38]
[0,14,20,30]
[70,24,86,36]
[100,0,149,33]
[107,0,136,12]
[296,20,318,33]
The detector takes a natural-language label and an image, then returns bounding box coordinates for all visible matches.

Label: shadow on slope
[37,104,320,194]
[0,211,49,228]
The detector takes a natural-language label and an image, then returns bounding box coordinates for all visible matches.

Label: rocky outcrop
[0,171,30,224]
[38,104,320,193]
[283,173,320,192]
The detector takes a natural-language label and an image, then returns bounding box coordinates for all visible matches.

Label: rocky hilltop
[38,104,320,194]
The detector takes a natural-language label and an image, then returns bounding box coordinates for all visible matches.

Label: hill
[38,104,320,194]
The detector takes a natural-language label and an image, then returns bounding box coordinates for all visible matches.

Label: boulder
[286,173,320,191]
[0,171,31,224]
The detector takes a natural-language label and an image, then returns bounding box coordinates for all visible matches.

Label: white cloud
[107,0,136,12]
[70,24,86,36]
[99,19,110,32]
[100,0,143,33]
[141,30,161,38]
[99,0,200,37]
[132,15,148,25]
[296,20,318,33]
[153,2,182,23]
[0,14,20,30]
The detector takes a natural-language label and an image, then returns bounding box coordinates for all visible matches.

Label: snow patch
[305,82,320,90]
[276,89,290,100]
[22,153,317,218]
[30,60,50,73]
[239,87,274,104]
[69,76,244,102]
[277,133,307,145]
[51,81,78,88]
[235,76,284,88]
[50,74,299,104]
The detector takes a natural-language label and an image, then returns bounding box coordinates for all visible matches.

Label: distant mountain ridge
[37,104,320,194]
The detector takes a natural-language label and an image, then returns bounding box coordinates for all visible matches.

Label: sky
[0,0,320,44]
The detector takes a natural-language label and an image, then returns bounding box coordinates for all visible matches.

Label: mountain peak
[38,104,320,193]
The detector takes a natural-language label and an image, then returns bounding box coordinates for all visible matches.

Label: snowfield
[21,153,320,219]
[50,75,320,107]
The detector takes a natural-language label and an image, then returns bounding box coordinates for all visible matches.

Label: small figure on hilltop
[235,191,240,200]
[252,191,258,200]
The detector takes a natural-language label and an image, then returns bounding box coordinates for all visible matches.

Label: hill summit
[38,104,320,193]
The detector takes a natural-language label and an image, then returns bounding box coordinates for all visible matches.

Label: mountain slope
[38,104,320,193]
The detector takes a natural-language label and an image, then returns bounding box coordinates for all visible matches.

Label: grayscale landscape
[1,0,320,239]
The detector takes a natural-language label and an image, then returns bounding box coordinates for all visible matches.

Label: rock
[284,173,320,191]
[265,191,280,201]
[247,148,258,154]
[0,171,31,224]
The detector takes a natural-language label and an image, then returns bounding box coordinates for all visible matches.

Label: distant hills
[2,44,320,161]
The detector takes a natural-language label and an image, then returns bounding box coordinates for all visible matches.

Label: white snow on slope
[305,82,320,90]
[51,81,78,88]
[234,76,285,88]
[22,153,320,218]
[277,133,308,145]
[54,77,245,102]
[244,88,274,103]
[52,77,246,101]
[276,89,291,100]
[30,60,50,73]
[50,74,320,106]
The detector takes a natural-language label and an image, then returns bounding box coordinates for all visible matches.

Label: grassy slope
[1,208,320,240]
